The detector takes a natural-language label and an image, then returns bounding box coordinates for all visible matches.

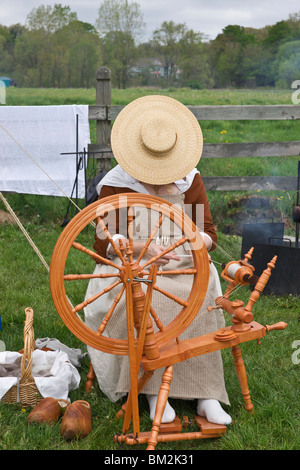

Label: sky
[1,0,300,41]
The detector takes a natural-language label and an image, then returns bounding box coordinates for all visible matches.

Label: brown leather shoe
[27,397,69,424]
[60,400,91,440]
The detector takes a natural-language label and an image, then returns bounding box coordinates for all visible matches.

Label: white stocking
[146,395,176,424]
[197,399,232,425]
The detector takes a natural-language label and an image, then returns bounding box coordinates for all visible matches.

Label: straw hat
[111,95,203,185]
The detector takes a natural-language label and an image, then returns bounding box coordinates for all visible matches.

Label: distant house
[0,77,16,87]
[129,58,182,81]
[129,58,167,79]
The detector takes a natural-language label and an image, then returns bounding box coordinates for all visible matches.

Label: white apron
[84,194,229,405]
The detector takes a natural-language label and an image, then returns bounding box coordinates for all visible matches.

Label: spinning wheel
[50,193,209,357]
[49,193,287,450]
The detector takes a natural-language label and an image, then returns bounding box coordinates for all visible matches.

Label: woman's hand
[144,243,181,266]
[108,237,180,266]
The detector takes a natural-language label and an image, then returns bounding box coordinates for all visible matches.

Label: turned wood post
[147,365,173,450]
[232,345,253,413]
[85,361,96,392]
[95,66,112,172]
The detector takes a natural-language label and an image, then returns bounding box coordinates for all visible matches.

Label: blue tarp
[0,77,16,87]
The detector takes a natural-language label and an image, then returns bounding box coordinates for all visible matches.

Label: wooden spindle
[244,256,277,313]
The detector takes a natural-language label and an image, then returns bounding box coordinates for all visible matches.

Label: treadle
[159,415,227,435]
[158,415,182,434]
[194,415,227,435]
[113,415,226,446]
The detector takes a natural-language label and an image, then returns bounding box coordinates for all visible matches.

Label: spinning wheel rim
[50,193,209,355]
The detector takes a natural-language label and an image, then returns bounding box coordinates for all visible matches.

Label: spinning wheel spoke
[96,286,126,336]
[156,268,197,276]
[136,213,165,263]
[64,273,120,281]
[141,236,188,269]
[150,306,164,332]
[72,279,122,314]
[127,207,135,256]
[96,216,126,263]
[153,284,189,307]
[72,241,121,271]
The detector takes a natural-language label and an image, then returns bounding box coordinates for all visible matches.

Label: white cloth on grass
[0,105,90,197]
[35,337,87,368]
[0,349,80,401]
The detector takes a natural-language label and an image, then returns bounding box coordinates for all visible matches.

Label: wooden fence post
[95,66,112,171]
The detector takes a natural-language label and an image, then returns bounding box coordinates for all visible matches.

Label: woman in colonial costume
[84,95,231,425]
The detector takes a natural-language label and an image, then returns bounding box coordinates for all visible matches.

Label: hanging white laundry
[0,105,90,197]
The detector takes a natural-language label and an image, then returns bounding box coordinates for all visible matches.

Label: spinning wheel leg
[85,361,96,392]
[121,370,154,431]
[232,345,253,413]
[147,365,173,451]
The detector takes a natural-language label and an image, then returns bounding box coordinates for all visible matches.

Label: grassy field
[0,87,299,451]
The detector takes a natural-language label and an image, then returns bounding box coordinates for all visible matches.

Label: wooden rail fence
[88,67,299,192]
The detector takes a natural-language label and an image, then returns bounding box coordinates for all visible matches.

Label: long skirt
[84,197,229,405]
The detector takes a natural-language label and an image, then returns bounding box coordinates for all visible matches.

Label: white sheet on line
[0,105,90,197]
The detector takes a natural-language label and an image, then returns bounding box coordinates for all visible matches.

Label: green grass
[0,87,300,450]
[3,86,294,107]
[0,221,299,451]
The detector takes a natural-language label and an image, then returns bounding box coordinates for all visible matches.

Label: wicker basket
[2,307,42,407]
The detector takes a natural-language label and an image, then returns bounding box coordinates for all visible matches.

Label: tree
[177,29,213,88]
[20,4,80,87]
[96,0,145,41]
[14,29,50,86]
[96,0,145,88]
[0,25,22,77]
[26,3,78,33]
[273,40,300,87]
[211,25,258,87]
[102,30,135,88]
[62,21,102,87]
[287,11,300,37]
[151,21,194,86]
[220,25,256,45]
[263,20,293,52]
[14,6,101,88]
